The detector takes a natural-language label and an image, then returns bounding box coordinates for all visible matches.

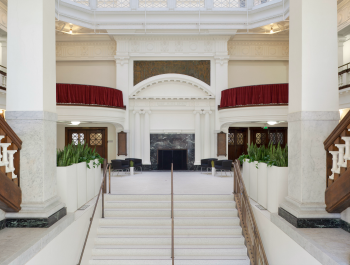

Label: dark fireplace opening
[158,149,187,170]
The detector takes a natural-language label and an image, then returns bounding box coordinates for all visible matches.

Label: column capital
[214,55,230,66]
[204,110,212,115]
[115,55,129,66]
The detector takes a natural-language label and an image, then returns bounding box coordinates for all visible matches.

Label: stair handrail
[233,160,269,265]
[171,163,174,265]
[77,160,109,265]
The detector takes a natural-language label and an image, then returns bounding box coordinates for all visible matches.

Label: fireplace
[158,149,187,170]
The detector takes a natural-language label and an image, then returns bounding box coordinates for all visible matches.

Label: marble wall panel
[150,134,195,170]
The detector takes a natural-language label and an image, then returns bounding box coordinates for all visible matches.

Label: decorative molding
[338,0,350,32]
[0,2,7,33]
[114,36,229,56]
[56,41,116,60]
[228,40,289,60]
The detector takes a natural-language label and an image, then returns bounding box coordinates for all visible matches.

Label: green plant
[211,160,215,167]
[57,143,104,168]
[267,143,288,167]
[238,154,249,165]
[130,160,134,167]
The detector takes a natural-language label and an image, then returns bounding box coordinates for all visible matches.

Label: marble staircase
[89,194,250,265]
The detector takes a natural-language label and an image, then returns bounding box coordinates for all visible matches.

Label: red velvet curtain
[220,84,288,108]
[56,84,124,108]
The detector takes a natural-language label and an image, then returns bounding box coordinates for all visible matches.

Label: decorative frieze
[0,2,7,33]
[228,41,289,60]
[56,41,116,60]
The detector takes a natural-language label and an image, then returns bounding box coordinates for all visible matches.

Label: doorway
[158,149,187,170]
[65,127,108,160]
[228,128,248,162]
[250,127,287,148]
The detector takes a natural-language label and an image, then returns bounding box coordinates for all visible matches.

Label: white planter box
[130,167,134,175]
[77,162,87,208]
[212,167,216,176]
[249,161,258,201]
[242,159,250,195]
[267,166,288,213]
[257,162,268,209]
[94,159,101,196]
[87,161,95,201]
[57,164,78,213]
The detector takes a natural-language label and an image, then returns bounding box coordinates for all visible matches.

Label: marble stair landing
[271,213,350,265]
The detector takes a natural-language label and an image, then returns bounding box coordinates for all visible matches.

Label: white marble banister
[6,150,17,179]
[0,142,11,166]
[329,151,339,180]
[335,144,346,168]
[342,136,350,160]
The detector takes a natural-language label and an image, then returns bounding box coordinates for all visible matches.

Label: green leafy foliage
[238,142,288,168]
[57,143,104,168]
[130,160,134,167]
[211,160,215,167]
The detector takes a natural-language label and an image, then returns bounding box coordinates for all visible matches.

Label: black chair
[214,160,233,177]
[200,158,218,173]
[125,158,143,174]
[111,159,130,175]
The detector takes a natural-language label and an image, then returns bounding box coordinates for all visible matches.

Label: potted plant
[211,160,216,176]
[130,160,134,175]
[267,144,288,213]
[248,143,259,202]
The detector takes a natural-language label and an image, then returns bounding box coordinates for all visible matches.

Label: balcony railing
[339,62,350,90]
[70,0,247,8]
[0,65,6,91]
[253,0,272,5]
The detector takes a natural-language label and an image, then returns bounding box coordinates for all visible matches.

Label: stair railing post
[171,163,174,265]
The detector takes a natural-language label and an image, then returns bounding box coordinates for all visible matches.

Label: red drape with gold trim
[56,84,124,108]
[220,84,288,108]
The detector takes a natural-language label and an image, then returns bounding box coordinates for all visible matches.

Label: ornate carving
[228,41,289,60]
[56,41,116,60]
[133,60,211,85]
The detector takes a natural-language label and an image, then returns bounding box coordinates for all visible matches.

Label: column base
[279,196,341,228]
[194,161,201,165]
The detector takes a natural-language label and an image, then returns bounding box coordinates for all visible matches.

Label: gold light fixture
[69,28,73,34]
[270,27,274,34]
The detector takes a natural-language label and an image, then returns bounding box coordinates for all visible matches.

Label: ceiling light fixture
[71,121,80,125]
[69,28,73,34]
[270,27,274,34]
[267,121,278,126]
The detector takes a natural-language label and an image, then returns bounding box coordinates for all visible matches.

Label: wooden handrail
[233,160,269,265]
[77,160,108,265]
[324,111,349,150]
[171,163,174,265]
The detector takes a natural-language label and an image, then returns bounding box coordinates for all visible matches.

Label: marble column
[134,110,141,158]
[6,0,64,219]
[280,0,340,219]
[194,111,202,165]
[204,111,211,158]
[0,41,7,67]
[143,110,151,165]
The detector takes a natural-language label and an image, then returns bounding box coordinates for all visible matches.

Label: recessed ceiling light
[71,121,80,125]
[267,121,278,125]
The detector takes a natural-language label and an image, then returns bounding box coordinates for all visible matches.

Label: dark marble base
[6,207,67,228]
[0,219,5,230]
[278,207,350,233]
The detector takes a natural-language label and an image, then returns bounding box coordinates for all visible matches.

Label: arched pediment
[130,74,215,99]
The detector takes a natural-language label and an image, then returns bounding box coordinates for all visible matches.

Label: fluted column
[194,110,202,165]
[204,111,211,158]
[134,110,141,158]
[143,110,151,164]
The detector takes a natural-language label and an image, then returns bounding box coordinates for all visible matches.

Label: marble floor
[109,171,234,195]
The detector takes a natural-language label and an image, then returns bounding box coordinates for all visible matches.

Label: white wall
[57,123,117,162]
[228,60,289,88]
[25,199,102,265]
[343,40,350,64]
[56,61,116,88]
[252,205,322,265]
[341,207,350,223]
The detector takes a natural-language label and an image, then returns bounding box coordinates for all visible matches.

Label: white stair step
[99,217,240,226]
[92,246,247,256]
[105,201,236,209]
[105,209,238,218]
[97,226,242,236]
[95,236,245,246]
[104,194,234,202]
[89,256,250,265]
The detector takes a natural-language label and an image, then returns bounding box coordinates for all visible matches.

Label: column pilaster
[204,110,212,158]
[194,110,202,165]
[134,110,141,158]
[143,110,151,165]
[278,0,340,221]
